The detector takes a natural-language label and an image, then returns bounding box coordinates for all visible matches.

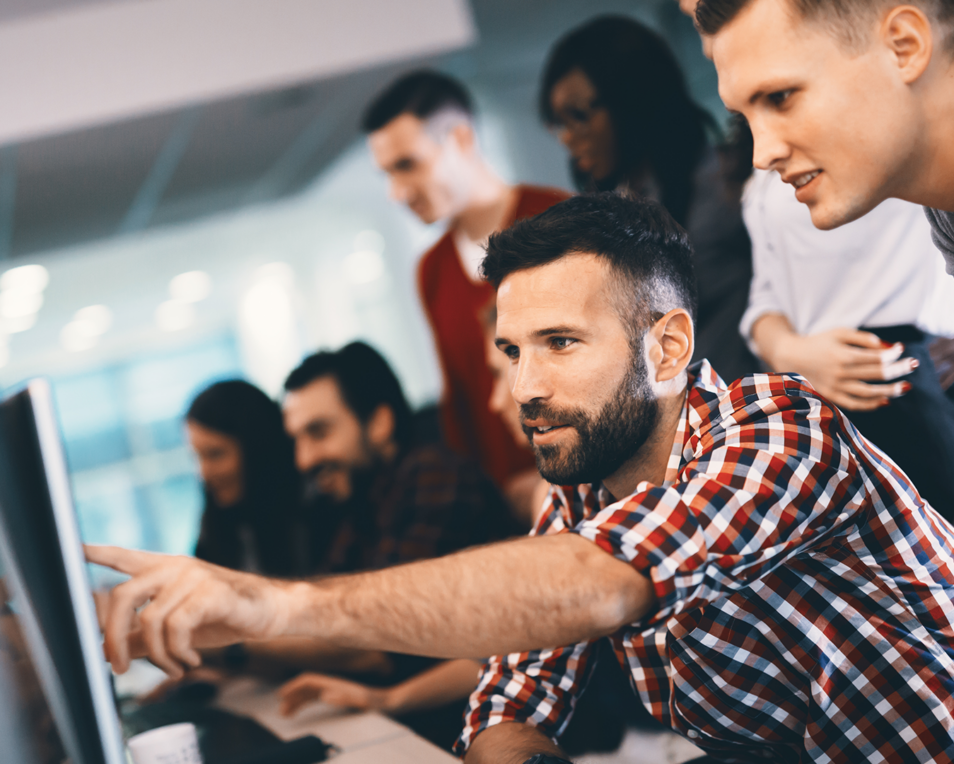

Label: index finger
[85,544,157,576]
[841,346,890,367]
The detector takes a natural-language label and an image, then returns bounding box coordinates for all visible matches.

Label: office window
[51,335,242,557]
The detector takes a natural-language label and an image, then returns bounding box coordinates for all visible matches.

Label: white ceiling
[0,0,476,145]
[0,0,725,396]
[0,0,717,261]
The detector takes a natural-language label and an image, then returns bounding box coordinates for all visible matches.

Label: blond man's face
[367,113,472,225]
[711,0,925,229]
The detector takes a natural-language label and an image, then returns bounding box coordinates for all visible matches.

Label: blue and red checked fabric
[456,361,954,763]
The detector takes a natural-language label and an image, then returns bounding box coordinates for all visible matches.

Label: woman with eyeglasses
[540,15,758,385]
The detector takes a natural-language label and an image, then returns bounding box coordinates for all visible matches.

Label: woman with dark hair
[186,380,302,577]
[540,15,758,384]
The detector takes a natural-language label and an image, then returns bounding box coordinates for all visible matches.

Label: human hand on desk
[753,316,917,411]
[279,658,481,718]
[278,673,388,715]
[85,545,304,679]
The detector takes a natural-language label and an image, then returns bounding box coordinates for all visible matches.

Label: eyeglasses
[549,97,603,136]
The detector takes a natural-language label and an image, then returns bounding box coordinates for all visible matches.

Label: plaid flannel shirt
[308,444,518,574]
[457,361,954,763]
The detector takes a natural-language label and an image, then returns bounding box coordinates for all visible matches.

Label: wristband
[523,756,573,764]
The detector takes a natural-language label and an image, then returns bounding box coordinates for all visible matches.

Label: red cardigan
[418,185,570,487]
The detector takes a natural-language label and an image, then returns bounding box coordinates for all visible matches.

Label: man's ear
[881,5,934,84]
[367,404,396,449]
[449,121,476,155]
[648,308,694,383]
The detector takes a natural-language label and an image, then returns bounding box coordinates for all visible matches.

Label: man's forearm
[86,535,652,677]
[283,534,652,659]
[465,722,566,764]
[244,637,393,677]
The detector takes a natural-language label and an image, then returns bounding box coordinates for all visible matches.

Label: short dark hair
[696,0,954,49]
[481,192,698,342]
[284,342,413,446]
[362,70,473,134]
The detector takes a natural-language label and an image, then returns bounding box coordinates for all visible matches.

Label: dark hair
[696,0,954,47]
[722,114,754,187]
[284,342,413,447]
[481,192,698,341]
[694,0,750,34]
[187,380,301,575]
[362,70,473,133]
[540,15,714,225]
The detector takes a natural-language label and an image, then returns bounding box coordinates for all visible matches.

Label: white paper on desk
[127,722,203,764]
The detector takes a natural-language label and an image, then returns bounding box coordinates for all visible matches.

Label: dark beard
[304,461,377,504]
[521,348,659,486]
[302,432,381,506]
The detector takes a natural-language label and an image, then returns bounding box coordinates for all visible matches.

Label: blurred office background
[0,0,720,556]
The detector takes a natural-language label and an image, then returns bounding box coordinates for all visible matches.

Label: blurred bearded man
[281,341,518,573]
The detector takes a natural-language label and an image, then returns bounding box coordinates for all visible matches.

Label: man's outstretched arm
[87,534,653,678]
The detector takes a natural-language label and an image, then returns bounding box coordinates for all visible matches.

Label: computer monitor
[0,380,126,764]
[0,555,68,763]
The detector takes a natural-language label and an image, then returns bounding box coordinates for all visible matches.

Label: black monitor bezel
[0,380,125,764]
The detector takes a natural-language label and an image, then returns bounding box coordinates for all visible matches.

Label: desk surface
[215,677,457,763]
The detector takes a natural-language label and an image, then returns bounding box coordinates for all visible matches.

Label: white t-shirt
[740,169,954,350]
[452,229,488,284]
[925,206,954,277]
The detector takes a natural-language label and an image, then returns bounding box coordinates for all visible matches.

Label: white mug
[127,722,203,764]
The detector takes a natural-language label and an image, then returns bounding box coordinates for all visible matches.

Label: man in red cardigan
[363,70,568,506]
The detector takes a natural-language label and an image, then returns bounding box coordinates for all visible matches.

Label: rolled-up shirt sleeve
[455,639,598,755]
[572,385,867,625]
[454,497,600,755]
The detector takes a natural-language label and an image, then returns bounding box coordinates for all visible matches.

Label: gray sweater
[926,206,954,276]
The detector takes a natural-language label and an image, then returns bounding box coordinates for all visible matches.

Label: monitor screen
[0,380,126,764]
[0,561,68,764]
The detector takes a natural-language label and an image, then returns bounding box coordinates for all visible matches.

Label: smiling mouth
[788,170,821,189]
[526,423,570,437]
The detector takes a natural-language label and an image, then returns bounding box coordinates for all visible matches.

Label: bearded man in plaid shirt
[455,193,954,764]
[91,193,954,764]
